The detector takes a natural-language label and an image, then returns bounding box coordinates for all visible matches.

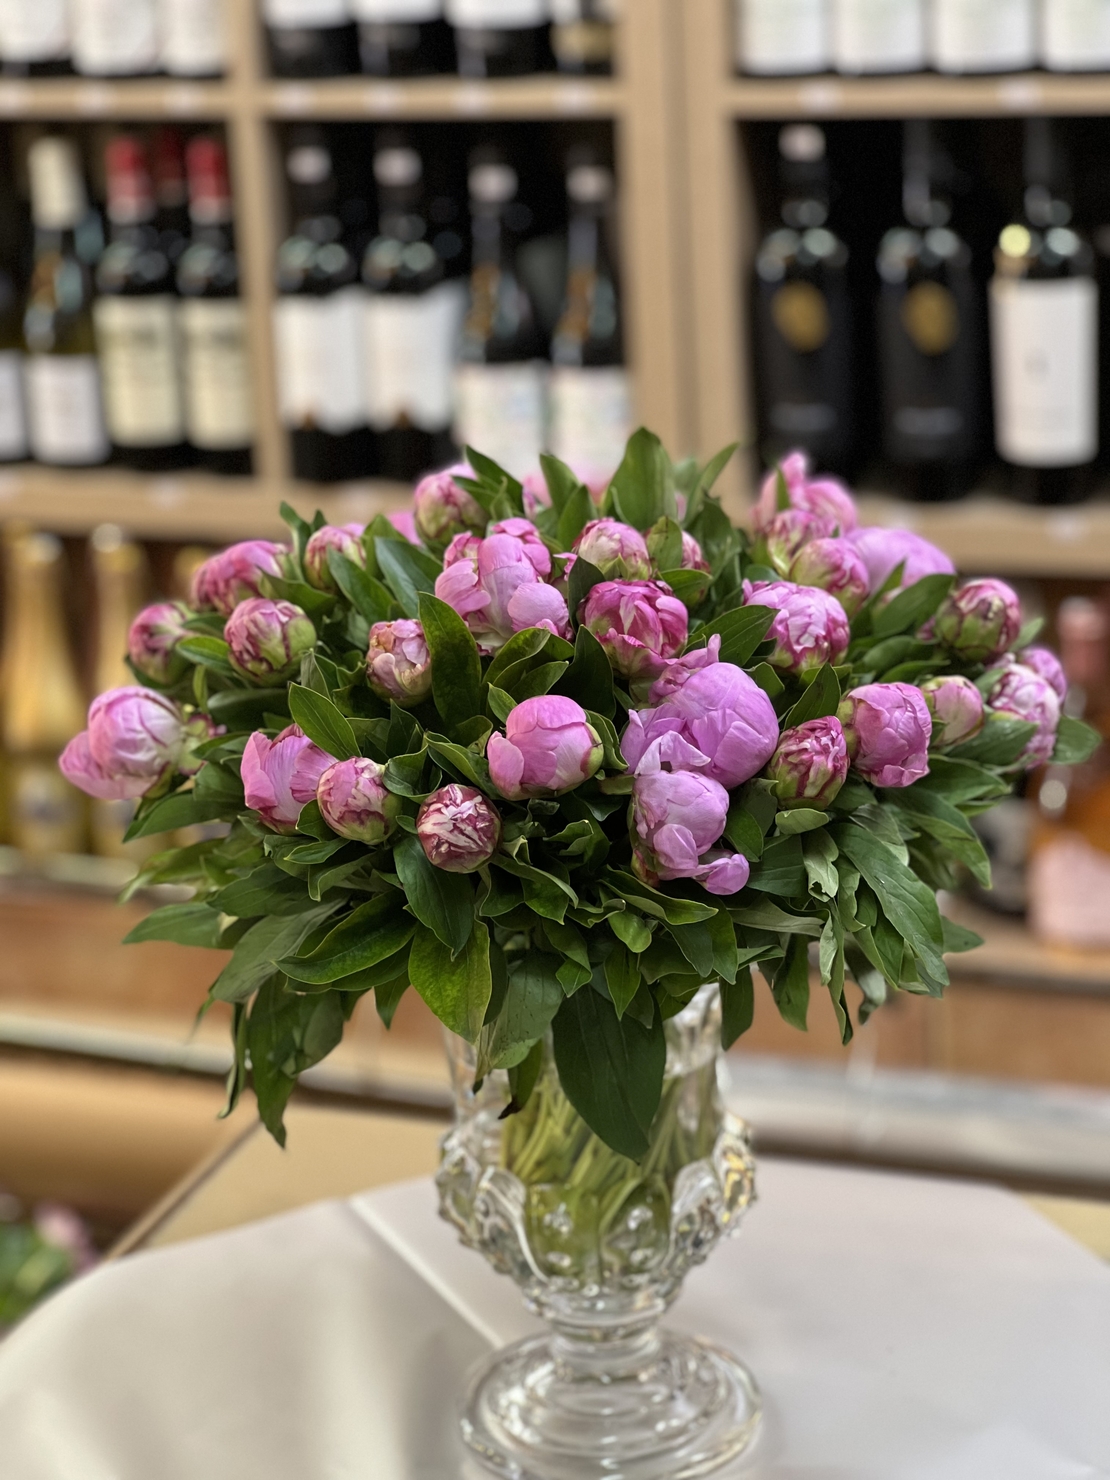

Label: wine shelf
[261,75,626,121]
[724,71,1110,121]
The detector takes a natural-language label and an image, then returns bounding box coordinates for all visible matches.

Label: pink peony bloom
[632,768,749,896]
[623,662,780,790]
[304,523,366,592]
[487,516,552,578]
[849,526,955,598]
[647,634,722,705]
[225,598,316,682]
[366,620,433,707]
[434,533,570,652]
[241,725,333,833]
[191,540,288,618]
[680,530,710,573]
[573,518,653,580]
[934,579,1023,664]
[579,579,688,692]
[416,784,502,873]
[789,537,870,617]
[487,696,603,801]
[1012,646,1067,705]
[386,509,419,544]
[838,683,932,788]
[767,717,849,810]
[920,674,985,748]
[753,451,857,535]
[60,686,188,802]
[128,601,192,685]
[764,508,838,575]
[413,464,485,545]
[744,579,851,676]
[984,662,1062,767]
[317,757,400,845]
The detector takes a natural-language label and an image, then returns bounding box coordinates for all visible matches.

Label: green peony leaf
[327,550,395,625]
[123,901,226,948]
[288,684,359,761]
[409,919,492,1042]
[279,895,413,984]
[772,936,810,1031]
[557,482,594,551]
[394,832,475,954]
[211,905,341,1003]
[871,573,955,639]
[567,555,606,622]
[555,624,616,717]
[418,592,485,733]
[375,537,441,618]
[720,967,754,1049]
[692,605,774,667]
[1051,714,1101,766]
[552,986,666,1160]
[782,663,841,729]
[836,824,948,987]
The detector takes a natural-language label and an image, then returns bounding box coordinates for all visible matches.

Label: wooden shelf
[0,77,233,120]
[725,70,1110,120]
[0,466,410,542]
[262,74,626,121]
[942,896,1110,997]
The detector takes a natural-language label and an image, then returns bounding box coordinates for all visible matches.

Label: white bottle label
[445,0,548,27]
[990,276,1098,468]
[363,281,465,433]
[0,0,69,61]
[549,366,632,480]
[454,361,547,480]
[1043,0,1110,69]
[350,0,441,19]
[833,0,925,72]
[180,299,254,449]
[25,355,109,465]
[737,0,829,75]
[159,0,227,74]
[931,0,1035,72]
[71,0,158,73]
[0,351,28,461]
[94,296,185,448]
[262,0,349,26]
[274,289,367,437]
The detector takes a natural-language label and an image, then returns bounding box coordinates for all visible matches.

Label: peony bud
[386,509,419,544]
[838,683,931,788]
[623,662,780,790]
[413,464,485,545]
[789,537,870,617]
[984,661,1062,767]
[417,784,502,873]
[59,686,187,801]
[1019,646,1067,705]
[744,579,851,676]
[317,757,400,845]
[632,768,749,896]
[225,598,316,683]
[578,579,688,694]
[191,540,288,617]
[934,579,1022,663]
[304,523,366,592]
[920,674,985,748]
[764,508,836,576]
[767,717,849,810]
[572,518,653,580]
[680,530,710,573]
[487,696,603,800]
[849,526,954,599]
[487,517,552,578]
[435,533,569,652]
[128,601,192,685]
[753,451,857,535]
[366,620,433,707]
[241,725,333,833]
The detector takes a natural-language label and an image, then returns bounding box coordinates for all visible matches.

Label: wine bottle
[362,134,464,481]
[350,0,453,74]
[832,0,925,73]
[262,0,359,76]
[549,156,631,480]
[0,530,87,857]
[274,128,371,482]
[752,124,854,475]
[1043,0,1110,71]
[990,118,1098,505]
[876,121,981,501]
[22,137,109,468]
[550,0,616,75]
[0,0,71,75]
[446,0,551,78]
[94,134,190,472]
[177,135,254,476]
[931,0,1035,73]
[735,0,829,76]
[158,0,227,76]
[151,128,191,269]
[455,152,548,479]
[70,0,159,76]
[0,151,28,465]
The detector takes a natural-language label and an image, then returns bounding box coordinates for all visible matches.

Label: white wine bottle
[0,0,71,75]
[1043,0,1110,71]
[158,0,227,76]
[70,0,159,76]
[0,529,87,857]
[22,137,109,468]
[736,0,829,76]
[832,0,925,73]
[931,0,1035,74]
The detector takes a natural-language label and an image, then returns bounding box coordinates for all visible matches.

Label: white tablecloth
[1,1160,1108,1478]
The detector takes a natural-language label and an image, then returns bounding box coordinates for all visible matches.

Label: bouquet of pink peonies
[60,436,1098,1157]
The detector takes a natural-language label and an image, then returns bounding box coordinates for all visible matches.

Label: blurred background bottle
[69,0,158,76]
[1042,0,1110,71]
[0,138,28,466]
[350,0,453,75]
[158,0,227,77]
[446,0,551,78]
[0,0,71,76]
[832,0,926,74]
[930,0,1036,74]
[550,0,617,76]
[735,0,829,75]
[262,0,359,77]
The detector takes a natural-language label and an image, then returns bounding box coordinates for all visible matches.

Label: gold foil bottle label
[902,281,960,356]
[771,282,831,353]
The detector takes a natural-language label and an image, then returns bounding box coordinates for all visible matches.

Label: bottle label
[551,0,619,18]
[10,758,86,857]
[833,0,925,72]
[94,295,185,449]
[454,362,547,479]
[0,351,28,462]
[549,366,632,480]
[364,281,466,433]
[1043,0,1110,69]
[274,289,367,437]
[551,18,612,64]
[771,281,831,353]
[179,299,254,450]
[736,0,828,75]
[901,281,959,356]
[24,355,109,465]
[71,0,159,74]
[262,0,350,25]
[445,0,548,27]
[990,276,1099,468]
[350,0,440,18]
[931,0,1035,72]
[0,0,69,60]
[1030,833,1110,948]
[161,0,227,74]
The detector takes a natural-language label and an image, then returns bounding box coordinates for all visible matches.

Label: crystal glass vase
[436,985,761,1480]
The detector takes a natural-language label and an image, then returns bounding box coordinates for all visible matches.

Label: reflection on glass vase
[436,984,761,1480]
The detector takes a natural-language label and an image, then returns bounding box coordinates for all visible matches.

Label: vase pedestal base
[460,1329,762,1480]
